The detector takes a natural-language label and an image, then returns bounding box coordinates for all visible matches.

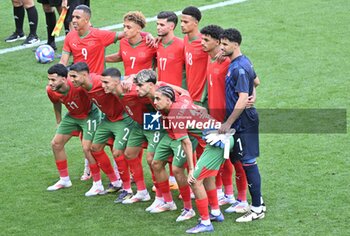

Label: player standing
[181,6,208,107]
[106,11,157,75]
[59,5,119,74]
[201,25,249,212]
[219,28,265,222]
[156,11,185,87]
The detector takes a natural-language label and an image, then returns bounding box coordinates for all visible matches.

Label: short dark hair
[157,11,178,28]
[182,6,201,22]
[200,25,224,40]
[48,63,68,77]
[69,62,90,73]
[75,5,91,18]
[220,28,242,45]
[156,86,175,102]
[102,67,121,78]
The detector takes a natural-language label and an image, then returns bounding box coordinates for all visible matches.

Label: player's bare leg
[150,160,177,213]
[47,134,72,191]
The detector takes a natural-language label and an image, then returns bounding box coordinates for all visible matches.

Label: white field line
[0,0,247,55]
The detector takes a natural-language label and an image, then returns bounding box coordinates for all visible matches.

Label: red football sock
[126,157,146,191]
[222,160,234,195]
[151,167,162,198]
[114,155,131,190]
[138,149,144,160]
[55,159,68,177]
[195,198,209,220]
[89,163,101,182]
[158,180,173,202]
[179,185,192,209]
[206,189,219,210]
[233,161,247,201]
[91,150,117,182]
[215,170,223,190]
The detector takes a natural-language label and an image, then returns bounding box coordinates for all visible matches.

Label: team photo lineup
[2,0,349,235]
[38,2,266,234]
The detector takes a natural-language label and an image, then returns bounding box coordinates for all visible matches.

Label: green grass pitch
[0,0,349,235]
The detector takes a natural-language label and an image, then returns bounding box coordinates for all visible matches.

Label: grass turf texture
[0,0,349,235]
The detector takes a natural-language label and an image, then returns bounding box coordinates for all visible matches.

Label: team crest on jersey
[168,53,175,59]
[139,52,146,57]
[88,41,95,46]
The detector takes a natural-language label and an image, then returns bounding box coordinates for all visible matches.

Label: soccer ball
[35,45,55,64]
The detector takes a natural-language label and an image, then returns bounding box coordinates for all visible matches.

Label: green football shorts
[93,116,135,150]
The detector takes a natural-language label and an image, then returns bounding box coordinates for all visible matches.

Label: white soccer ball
[35,45,55,64]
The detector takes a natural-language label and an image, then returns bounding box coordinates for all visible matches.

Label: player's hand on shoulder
[121,75,134,92]
[145,34,160,48]
[215,50,227,64]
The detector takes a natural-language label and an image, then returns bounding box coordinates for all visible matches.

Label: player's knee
[90,144,102,153]
[82,145,91,154]
[112,150,123,158]
[146,153,154,166]
[151,160,163,172]
[43,4,53,13]
[51,139,64,151]
[124,150,136,160]
[23,0,35,8]
[171,166,182,177]
[12,0,24,7]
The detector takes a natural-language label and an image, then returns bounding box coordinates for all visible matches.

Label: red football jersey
[86,74,125,122]
[119,37,157,75]
[117,85,154,125]
[157,37,185,87]
[47,80,91,119]
[63,28,116,74]
[164,94,219,140]
[183,34,208,102]
[207,57,230,122]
